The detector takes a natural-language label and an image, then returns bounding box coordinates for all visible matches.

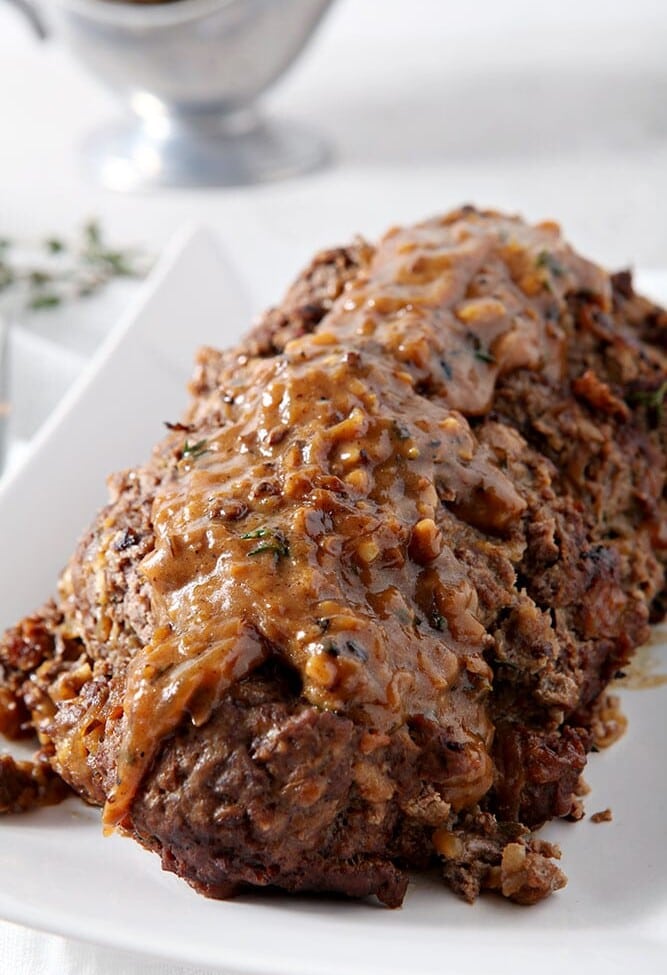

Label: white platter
[0,238,665,974]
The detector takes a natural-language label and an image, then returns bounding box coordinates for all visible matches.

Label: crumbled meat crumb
[0,753,71,814]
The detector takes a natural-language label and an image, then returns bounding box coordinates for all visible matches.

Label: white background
[1,0,666,971]
[1,0,667,286]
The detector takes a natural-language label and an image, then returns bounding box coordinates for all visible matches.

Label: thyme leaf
[248,537,289,561]
[536,250,565,278]
[45,238,65,255]
[28,293,62,310]
[182,438,210,460]
[323,639,368,662]
[431,609,445,632]
[440,357,453,380]
[468,330,496,365]
[474,348,496,364]
[248,541,285,557]
[392,420,411,440]
[628,380,667,421]
[243,527,289,562]
[345,639,369,661]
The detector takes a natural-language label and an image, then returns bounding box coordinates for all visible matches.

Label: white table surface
[1,0,666,971]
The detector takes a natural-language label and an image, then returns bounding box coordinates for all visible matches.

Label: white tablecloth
[1,0,666,970]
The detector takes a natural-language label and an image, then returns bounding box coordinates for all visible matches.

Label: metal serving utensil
[6,0,334,189]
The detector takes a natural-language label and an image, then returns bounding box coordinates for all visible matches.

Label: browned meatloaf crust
[1,207,665,908]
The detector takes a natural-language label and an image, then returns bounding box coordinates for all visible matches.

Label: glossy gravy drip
[104,211,610,827]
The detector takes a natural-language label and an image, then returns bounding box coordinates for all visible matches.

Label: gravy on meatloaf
[105,212,608,826]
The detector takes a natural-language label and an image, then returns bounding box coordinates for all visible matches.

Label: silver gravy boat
[8,0,334,188]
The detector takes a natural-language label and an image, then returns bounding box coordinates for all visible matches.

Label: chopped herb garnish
[182,438,210,460]
[113,528,139,552]
[243,527,289,562]
[474,348,496,364]
[628,380,667,421]
[345,640,368,662]
[248,536,289,562]
[536,250,565,278]
[431,609,445,632]
[467,330,496,365]
[324,639,367,661]
[440,358,453,380]
[247,541,287,558]
[392,420,411,440]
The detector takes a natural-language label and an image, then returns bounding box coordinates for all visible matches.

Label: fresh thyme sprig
[0,219,151,313]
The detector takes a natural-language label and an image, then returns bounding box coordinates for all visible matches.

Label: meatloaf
[1,207,665,907]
